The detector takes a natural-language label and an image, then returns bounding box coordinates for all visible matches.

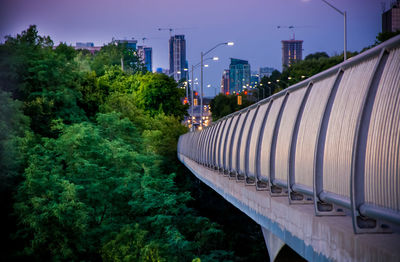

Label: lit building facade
[169,35,188,81]
[229,58,250,94]
[250,73,259,88]
[137,46,153,72]
[382,1,400,33]
[221,69,230,94]
[281,40,303,70]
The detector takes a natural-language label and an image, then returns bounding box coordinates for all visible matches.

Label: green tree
[305,52,329,60]
[134,73,188,119]
[210,93,253,121]
[5,25,267,262]
[0,26,86,137]
[90,42,146,76]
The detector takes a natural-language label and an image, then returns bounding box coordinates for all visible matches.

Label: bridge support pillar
[261,226,285,262]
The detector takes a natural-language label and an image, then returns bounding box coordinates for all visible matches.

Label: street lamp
[321,0,347,61]
[190,56,219,131]
[183,68,189,100]
[200,42,234,128]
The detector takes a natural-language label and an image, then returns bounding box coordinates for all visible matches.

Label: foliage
[134,73,188,119]
[376,30,400,44]
[305,52,329,60]
[90,42,147,76]
[3,25,267,262]
[99,68,188,120]
[254,51,358,98]
[0,26,86,137]
[210,93,254,121]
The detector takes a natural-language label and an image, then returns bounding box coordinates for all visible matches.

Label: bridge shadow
[187,171,306,261]
[275,245,307,262]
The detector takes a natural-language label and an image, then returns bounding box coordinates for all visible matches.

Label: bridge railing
[178,35,400,233]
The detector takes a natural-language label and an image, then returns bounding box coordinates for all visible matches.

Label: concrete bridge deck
[178,35,400,261]
[179,154,400,261]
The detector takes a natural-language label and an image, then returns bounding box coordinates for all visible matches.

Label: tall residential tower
[281,39,303,70]
[169,35,188,81]
[382,1,400,33]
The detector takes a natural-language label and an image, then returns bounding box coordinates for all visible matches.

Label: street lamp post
[200,42,234,128]
[184,68,188,101]
[258,83,265,100]
[321,0,347,61]
[190,56,219,131]
[191,65,195,130]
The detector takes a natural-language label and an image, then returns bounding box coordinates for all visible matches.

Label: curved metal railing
[178,35,400,234]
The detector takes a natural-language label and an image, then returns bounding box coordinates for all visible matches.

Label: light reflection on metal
[178,35,400,233]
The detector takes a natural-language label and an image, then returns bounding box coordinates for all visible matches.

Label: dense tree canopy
[210,93,253,121]
[1,25,268,262]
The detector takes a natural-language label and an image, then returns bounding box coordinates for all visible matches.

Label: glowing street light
[200,41,234,128]
[189,56,220,131]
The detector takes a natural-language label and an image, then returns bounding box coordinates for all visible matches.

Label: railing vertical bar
[313,69,344,215]
[269,94,289,193]
[351,48,390,233]
[256,101,273,189]
[288,83,313,203]
[228,114,242,175]
[245,105,260,183]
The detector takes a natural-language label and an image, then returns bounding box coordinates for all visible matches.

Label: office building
[221,69,230,94]
[382,1,400,33]
[169,35,188,81]
[229,58,250,94]
[137,46,153,72]
[281,39,303,70]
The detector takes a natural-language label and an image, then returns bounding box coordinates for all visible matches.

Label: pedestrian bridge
[178,35,400,261]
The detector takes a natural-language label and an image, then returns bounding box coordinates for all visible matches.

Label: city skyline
[1,0,385,96]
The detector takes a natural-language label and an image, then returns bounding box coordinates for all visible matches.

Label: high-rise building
[169,35,188,81]
[281,39,303,70]
[137,46,153,72]
[221,69,230,94]
[382,1,400,33]
[229,58,251,94]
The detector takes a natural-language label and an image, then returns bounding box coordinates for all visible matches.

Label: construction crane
[277,25,296,40]
[277,25,311,40]
[157,27,194,37]
[158,28,174,37]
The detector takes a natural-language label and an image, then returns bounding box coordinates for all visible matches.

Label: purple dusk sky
[1,0,385,97]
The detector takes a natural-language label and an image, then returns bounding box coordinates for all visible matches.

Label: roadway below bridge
[179,154,400,262]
